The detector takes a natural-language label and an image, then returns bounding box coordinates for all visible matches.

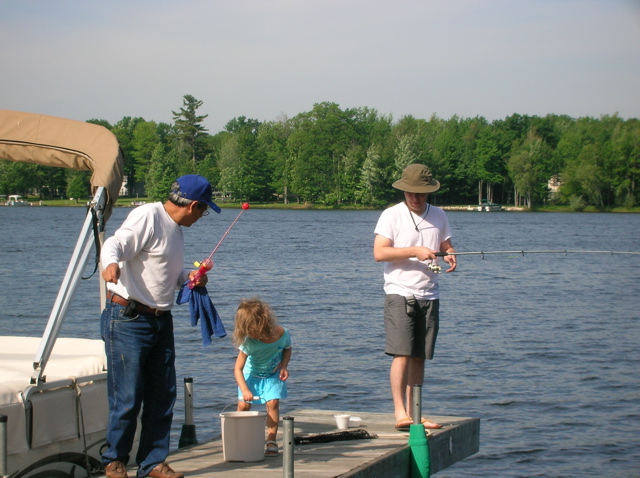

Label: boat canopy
[0,109,124,218]
[0,110,124,386]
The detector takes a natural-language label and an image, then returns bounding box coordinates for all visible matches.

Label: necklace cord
[408,203,430,231]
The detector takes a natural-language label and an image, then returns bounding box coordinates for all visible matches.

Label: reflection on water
[1,207,639,477]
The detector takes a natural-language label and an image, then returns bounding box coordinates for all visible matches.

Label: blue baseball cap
[174,175,221,213]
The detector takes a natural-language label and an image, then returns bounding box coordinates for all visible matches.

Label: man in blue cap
[100,175,220,478]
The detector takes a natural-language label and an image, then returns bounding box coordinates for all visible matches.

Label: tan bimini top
[0,109,124,218]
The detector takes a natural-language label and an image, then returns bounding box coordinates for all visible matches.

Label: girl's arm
[234,351,254,401]
[279,347,292,381]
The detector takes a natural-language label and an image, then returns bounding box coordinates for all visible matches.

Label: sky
[2,0,640,134]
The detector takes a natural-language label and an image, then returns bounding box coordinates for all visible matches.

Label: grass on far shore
[7,197,640,213]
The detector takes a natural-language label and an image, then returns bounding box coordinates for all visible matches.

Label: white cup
[334,414,351,430]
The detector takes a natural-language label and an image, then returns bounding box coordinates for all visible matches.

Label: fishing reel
[188,258,214,289]
[426,262,441,274]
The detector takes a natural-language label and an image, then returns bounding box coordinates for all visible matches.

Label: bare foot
[421,418,443,429]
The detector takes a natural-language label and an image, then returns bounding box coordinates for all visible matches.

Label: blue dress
[238,328,292,403]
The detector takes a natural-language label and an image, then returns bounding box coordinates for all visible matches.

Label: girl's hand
[280,368,289,381]
[241,390,254,402]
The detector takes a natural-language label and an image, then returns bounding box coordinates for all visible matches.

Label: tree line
[1,95,638,209]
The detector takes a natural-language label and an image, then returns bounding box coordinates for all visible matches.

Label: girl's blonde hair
[232,297,277,346]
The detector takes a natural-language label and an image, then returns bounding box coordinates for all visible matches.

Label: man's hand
[102,263,121,284]
[414,247,437,262]
[188,269,209,287]
[443,254,457,272]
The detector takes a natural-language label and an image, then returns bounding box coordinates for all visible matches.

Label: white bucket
[219,411,267,462]
[334,414,351,430]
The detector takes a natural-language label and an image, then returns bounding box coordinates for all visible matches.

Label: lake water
[1,206,639,477]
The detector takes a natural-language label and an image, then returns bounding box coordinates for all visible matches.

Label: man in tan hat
[373,163,457,430]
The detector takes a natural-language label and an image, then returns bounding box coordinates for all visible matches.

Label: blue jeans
[100,302,177,477]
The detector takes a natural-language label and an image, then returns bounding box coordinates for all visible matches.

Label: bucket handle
[220,397,261,415]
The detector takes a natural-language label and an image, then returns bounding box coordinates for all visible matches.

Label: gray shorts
[384,294,439,360]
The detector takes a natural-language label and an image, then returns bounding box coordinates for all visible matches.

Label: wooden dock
[149,409,479,477]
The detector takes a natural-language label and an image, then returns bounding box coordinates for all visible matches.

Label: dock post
[0,415,7,478]
[408,384,430,478]
[283,416,294,478]
[411,383,422,425]
[178,377,198,448]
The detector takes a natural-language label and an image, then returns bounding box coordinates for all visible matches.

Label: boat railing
[20,371,108,450]
[22,371,108,403]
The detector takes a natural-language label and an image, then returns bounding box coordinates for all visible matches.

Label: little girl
[233,298,292,457]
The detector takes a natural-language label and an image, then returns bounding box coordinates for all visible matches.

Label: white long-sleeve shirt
[101,202,190,310]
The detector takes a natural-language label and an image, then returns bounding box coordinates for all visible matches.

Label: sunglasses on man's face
[197,202,210,216]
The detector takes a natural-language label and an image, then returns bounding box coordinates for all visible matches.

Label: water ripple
[2,208,639,477]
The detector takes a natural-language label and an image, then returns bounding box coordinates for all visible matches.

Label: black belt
[107,291,167,316]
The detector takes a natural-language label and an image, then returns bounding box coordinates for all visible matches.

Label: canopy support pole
[30,187,108,386]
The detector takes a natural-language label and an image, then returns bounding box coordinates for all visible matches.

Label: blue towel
[177,283,227,346]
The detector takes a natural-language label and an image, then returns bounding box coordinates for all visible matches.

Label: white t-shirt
[101,202,190,309]
[374,201,452,300]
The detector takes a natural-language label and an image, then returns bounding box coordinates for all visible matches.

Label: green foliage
[219,116,270,201]
[258,117,293,203]
[357,144,390,207]
[508,130,553,207]
[66,170,91,202]
[110,116,147,196]
[131,121,161,179]
[87,118,112,129]
[196,153,220,190]
[569,195,586,212]
[145,144,179,202]
[172,94,209,171]
[3,101,639,210]
[0,161,37,197]
[623,192,636,209]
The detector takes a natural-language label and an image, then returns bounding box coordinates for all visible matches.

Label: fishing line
[187,202,250,289]
[435,250,640,258]
[206,202,250,262]
[425,249,640,273]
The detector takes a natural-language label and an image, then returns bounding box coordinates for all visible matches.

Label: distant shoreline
[2,200,638,213]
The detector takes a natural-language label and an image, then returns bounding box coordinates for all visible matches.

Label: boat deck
[0,336,107,460]
[157,409,479,477]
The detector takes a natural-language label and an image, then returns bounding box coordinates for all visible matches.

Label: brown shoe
[105,461,129,478]
[147,462,184,478]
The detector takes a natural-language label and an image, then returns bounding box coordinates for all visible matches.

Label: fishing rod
[187,202,250,289]
[425,249,640,273]
[435,250,640,258]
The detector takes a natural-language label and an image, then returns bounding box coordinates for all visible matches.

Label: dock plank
[145,409,478,477]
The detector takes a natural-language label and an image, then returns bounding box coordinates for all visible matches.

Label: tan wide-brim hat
[392,163,440,193]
